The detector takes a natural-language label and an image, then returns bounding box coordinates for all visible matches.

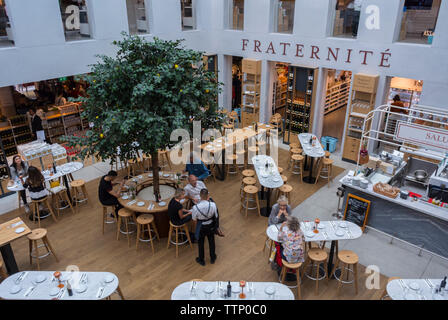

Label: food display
[373,182,401,199]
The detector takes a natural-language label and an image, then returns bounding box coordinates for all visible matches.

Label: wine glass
[314,218,320,234]
[239,280,246,299]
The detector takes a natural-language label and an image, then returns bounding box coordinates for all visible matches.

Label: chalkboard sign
[343,194,371,231]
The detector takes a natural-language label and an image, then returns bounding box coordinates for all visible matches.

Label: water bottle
[227,281,232,298]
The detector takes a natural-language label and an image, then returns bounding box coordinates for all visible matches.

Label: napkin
[127,200,137,206]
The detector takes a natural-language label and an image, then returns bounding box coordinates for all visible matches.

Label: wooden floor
[0,149,388,300]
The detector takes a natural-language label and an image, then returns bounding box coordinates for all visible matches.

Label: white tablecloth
[171,281,294,300]
[252,155,284,189]
[298,133,325,158]
[267,220,362,243]
[7,162,83,192]
[386,279,448,300]
[0,271,119,300]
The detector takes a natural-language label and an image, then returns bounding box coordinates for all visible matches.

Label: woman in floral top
[277,216,305,264]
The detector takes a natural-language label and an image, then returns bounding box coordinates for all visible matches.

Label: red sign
[395,121,448,151]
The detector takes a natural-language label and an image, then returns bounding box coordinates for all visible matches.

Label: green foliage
[63,33,223,165]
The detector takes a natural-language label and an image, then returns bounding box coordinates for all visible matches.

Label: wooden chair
[167,221,193,258]
[70,179,89,211]
[302,248,329,295]
[27,228,58,270]
[280,259,302,300]
[241,185,261,218]
[116,208,136,247]
[315,158,334,187]
[333,250,359,295]
[102,205,117,234]
[30,197,58,228]
[136,214,160,255]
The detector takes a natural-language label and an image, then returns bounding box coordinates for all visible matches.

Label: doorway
[322,69,352,154]
[231,56,243,110]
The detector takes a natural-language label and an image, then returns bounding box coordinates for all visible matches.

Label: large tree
[65,34,223,198]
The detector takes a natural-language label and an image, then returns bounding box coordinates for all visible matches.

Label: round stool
[27,228,58,270]
[278,184,293,203]
[242,169,255,178]
[248,146,259,155]
[302,248,328,295]
[241,185,261,218]
[325,151,331,158]
[241,177,257,200]
[315,158,334,187]
[136,214,160,254]
[281,175,288,183]
[333,250,359,295]
[289,143,300,150]
[50,186,75,216]
[291,154,304,182]
[277,167,284,175]
[70,179,89,210]
[102,205,117,234]
[116,208,136,247]
[288,148,303,169]
[280,259,302,300]
[167,221,193,258]
[30,197,58,228]
[226,154,239,177]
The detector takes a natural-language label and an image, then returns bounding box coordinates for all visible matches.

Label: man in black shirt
[29,107,44,140]
[98,170,125,215]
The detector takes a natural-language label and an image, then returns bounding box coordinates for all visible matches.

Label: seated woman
[185,153,210,181]
[10,155,30,213]
[277,216,306,264]
[20,166,49,203]
[168,188,192,226]
[268,196,291,226]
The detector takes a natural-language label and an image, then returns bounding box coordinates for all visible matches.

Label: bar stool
[277,167,284,175]
[167,221,193,258]
[242,169,255,179]
[142,154,152,172]
[325,151,331,158]
[333,250,359,295]
[136,214,160,255]
[159,149,172,170]
[236,149,247,169]
[127,158,144,177]
[241,185,261,218]
[50,185,75,216]
[70,179,89,210]
[281,175,288,183]
[102,205,117,234]
[380,277,401,300]
[226,154,239,177]
[288,148,302,169]
[290,154,304,182]
[280,259,302,300]
[240,177,257,201]
[222,123,234,135]
[277,184,293,203]
[302,248,329,295]
[30,197,58,228]
[315,158,334,187]
[27,228,58,270]
[116,208,136,247]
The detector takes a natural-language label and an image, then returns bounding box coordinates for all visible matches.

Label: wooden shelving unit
[342,73,379,163]
[241,58,261,127]
[324,79,351,115]
[272,63,288,117]
[283,65,318,144]
[43,102,85,143]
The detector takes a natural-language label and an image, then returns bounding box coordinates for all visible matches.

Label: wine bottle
[227,281,231,298]
[67,282,73,296]
[53,162,57,173]
[441,276,447,289]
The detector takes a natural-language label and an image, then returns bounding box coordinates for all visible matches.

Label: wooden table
[200,124,273,180]
[117,172,184,237]
[0,218,32,275]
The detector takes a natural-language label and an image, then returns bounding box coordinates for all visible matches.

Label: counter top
[340,175,448,222]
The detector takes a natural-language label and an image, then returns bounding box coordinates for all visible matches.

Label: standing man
[191,188,218,266]
[29,107,45,141]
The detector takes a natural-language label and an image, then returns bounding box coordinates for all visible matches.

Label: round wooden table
[118,172,186,237]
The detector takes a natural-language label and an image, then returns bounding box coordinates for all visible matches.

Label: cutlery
[15,272,25,284]
[57,288,66,299]
[424,279,433,289]
[97,287,104,299]
[24,286,36,297]
[427,279,434,288]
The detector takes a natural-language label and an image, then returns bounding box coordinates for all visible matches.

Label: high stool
[277,167,284,175]
[27,228,58,270]
[116,208,136,247]
[70,180,89,210]
[236,149,247,169]
[222,123,234,135]
[288,148,302,168]
[302,248,329,295]
[159,149,172,170]
[136,214,160,254]
[290,154,304,182]
[289,143,300,150]
[277,184,293,203]
[315,158,334,187]
[333,250,359,295]
[281,175,288,184]
[127,158,144,177]
[142,154,152,172]
[242,169,255,179]
[325,151,331,158]
[102,205,117,234]
[50,186,75,216]
[0,260,7,280]
[241,185,261,218]
[31,197,58,228]
[167,221,193,258]
[240,177,257,201]
[280,259,302,300]
[226,154,239,177]
[381,277,401,300]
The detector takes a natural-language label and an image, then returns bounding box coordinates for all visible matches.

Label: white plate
[15,227,25,234]
[203,286,214,294]
[132,178,137,182]
[35,274,47,283]
[409,282,420,291]
[163,174,170,178]
[75,284,87,293]
[122,195,129,200]
[104,275,114,283]
[305,231,315,238]
[49,287,60,296]
[137,202,145,207]
[317,224,325,230]
[339,222,347,228]
[9,285,22,294]
[148,174,153,177]
[264,286,275,295]
[335,230,345,237]
[158,201,166,206]
[138,175,143,179]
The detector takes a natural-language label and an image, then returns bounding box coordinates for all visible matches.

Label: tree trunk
[151,151,160,200]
